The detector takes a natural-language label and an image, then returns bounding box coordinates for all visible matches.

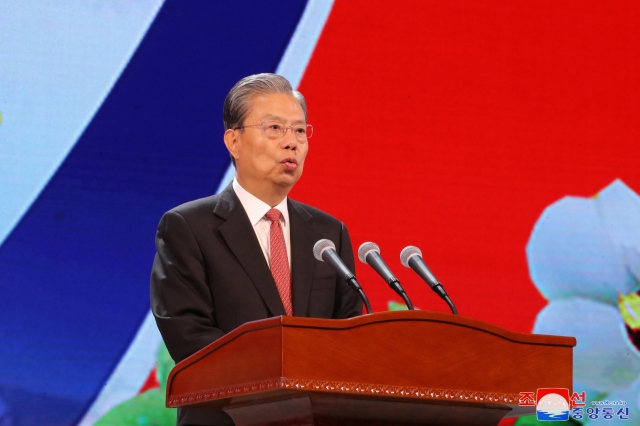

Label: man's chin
[275,172,301,188]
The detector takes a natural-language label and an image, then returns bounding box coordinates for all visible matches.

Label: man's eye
[268,124,283,131]
[294,127,306,135]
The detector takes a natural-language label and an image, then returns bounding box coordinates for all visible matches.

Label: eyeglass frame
[233,121,313,140]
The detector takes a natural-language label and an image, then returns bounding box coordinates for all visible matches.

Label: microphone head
[358,242,380,264]
[313,239,336,262]
[400,246,423,268]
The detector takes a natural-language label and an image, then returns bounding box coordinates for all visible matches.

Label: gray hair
[223,73,307,131]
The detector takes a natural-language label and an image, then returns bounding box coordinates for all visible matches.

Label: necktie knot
[265,208,282,223]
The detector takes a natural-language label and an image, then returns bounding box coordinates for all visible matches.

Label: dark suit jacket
[150,184,362,425]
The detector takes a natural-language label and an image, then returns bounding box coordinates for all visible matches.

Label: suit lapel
[289,200,320,316]
[215,185,287,317]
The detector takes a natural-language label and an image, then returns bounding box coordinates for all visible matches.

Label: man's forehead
[246,93,305,122]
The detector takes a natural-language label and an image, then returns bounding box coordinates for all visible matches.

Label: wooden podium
[166,311,575,426]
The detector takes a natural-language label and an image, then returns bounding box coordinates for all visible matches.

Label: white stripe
[276,0,335,88]
[77,1,335,424]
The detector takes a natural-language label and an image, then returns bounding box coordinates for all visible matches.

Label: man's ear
[224,129,240,162]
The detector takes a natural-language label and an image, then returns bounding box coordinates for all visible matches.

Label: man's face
[230,93,308,193]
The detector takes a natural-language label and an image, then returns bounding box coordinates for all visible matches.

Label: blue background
[0,1,307,424]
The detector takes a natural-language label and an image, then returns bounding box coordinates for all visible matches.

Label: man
[150,73,362,425]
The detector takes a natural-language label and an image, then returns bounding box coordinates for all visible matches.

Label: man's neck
[235,176,290,207]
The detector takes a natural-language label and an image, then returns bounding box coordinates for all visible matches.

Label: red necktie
[265,209,293,316]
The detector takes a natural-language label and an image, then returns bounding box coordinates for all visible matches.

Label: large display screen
[1,1,638,425]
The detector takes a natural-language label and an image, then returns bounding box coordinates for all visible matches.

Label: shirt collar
[232,178,289,226]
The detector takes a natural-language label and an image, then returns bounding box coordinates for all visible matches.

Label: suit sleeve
[332,222,364,318]
[150,210,224,363]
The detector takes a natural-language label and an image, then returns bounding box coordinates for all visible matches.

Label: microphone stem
[444,294,458,315]
[357,288,372,314]
[347,277,372,314]
[399,291,414,310]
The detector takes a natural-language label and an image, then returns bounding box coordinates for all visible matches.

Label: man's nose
[282,128,298,150]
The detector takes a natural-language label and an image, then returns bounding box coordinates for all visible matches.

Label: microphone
[358,242,414,310]
[313,239,372,314]
[400,246,458,314]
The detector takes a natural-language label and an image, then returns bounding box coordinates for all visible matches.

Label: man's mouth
[281,158,298,170]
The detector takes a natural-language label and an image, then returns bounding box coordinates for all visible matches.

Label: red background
[292,0,640,333]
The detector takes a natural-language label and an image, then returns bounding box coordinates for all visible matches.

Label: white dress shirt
[232,178,291,267]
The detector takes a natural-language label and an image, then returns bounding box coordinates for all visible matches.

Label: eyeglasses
[234,121,313,141]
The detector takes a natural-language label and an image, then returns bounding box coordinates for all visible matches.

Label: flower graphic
[526,179,640,423]
[95,343,176,426]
